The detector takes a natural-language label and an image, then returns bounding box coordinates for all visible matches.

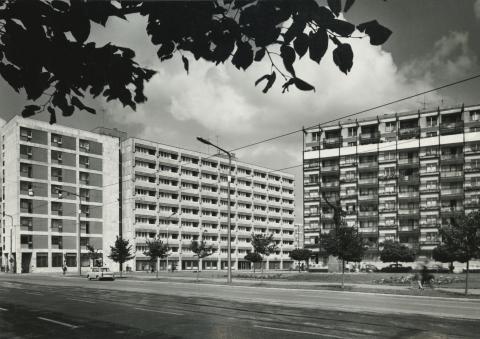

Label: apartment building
[303,104,480,260]
[0,117,120,273]
[121,138,296,271]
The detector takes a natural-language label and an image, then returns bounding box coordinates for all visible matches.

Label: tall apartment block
[303,104,480,260]
[121,138,296,271]
[0,117,121,273]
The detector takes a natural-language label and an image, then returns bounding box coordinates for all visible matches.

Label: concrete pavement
[1,275,479,338]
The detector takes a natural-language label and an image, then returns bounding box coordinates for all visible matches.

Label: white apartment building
[0,117,120,273]
[303,104,480,262]
[121,138,296,271]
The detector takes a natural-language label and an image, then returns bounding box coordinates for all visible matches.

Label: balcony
[358,227,378,234]
[440,188,463,197]
[398,191,419,200]
[379,206,396,213]
[358,211,378,218]
[379,173,397,181]
[340,191,357,199]
[419,185,439,193]
[320,181,340,191]
[398,225,419,233]
[440,153,464,164]
[358,161,378,170]
[304,162,320,170]
[398,209,419,216]
[398,127,420,140]
[420,204,439,211]
[398,176,420,185]
[323,137,342,149]
[440,171,464,182]
[359,133,380,145]
[379,190,396,197]
[464,163,480,173]
[420,221,440,228]
[358,194,378,202]
[378,223,397,229]
[339,176,356,183]
[440,121,464,135]
[398,158,419,168]
[358,178,378,186]
[322,165,339,173]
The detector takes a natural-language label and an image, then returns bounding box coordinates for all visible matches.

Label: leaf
[231,41,253,71]
[48,106,57,125]
[255,74,270,87]
[283,19,306,45]
[294,78,315,92]
[71,96,95,114]
[327,0,341,17]
[357,20,392,46]
[280,44,296,76]
[157,41,175,58]
[293,33,308,58]
[182,56,189,74]
[263,71,276,93]
[70,16,91,43]
[51,0,70,12]
[254,48,266,62]
[333,43,354,75]
[344,0,355,12]
[281,78,295,93]
[308,30,328,64]
[328,19,356,37]
[21,105,40,118]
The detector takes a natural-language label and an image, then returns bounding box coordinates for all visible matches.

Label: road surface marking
[24,292,43,296]
[254,325,345,338]
[134,307,183,315]
[0,307,7,311]
[67,298,95,304]
[38,317,79,329]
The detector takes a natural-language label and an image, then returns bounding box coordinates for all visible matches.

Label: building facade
[0,117,121,273]
[121,138,296,271]
[303,105,480,260]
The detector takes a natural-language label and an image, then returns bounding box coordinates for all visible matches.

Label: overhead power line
[228,73,480,153]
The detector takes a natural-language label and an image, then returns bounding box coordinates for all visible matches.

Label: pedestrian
[62,265,67,276]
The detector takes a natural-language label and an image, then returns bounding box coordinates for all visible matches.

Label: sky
[1,0,480,222]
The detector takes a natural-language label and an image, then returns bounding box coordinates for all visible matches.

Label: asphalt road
[0,275,479,338]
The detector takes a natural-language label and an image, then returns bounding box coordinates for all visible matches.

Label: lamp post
[197,137,232,284]
[56,189,82,276]
[5,214,14,273]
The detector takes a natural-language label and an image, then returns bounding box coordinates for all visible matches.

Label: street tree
[432,244,458,273]
[320,225,365,289]
[440,211,480,295]
[86,244,102,267]
[108,236,135,277]
[251,233,278,274]
[244,252,263,273]
[289,248,312,272]
[190,239,216,281]
[379,240,416,265]
[0,0,391,122]
[144,236,170,279]
[320,196,364,288]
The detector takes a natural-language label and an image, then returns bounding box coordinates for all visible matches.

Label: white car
[87,267,115,281]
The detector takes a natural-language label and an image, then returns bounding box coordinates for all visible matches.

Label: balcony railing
[322,165,339,172]
[398,226,419,232]
[398,191,419,199]
[464,164,480,173]
[359,133,380,145]
[379,190,396,196]
[358,161,378,169]
[398,158,419,166]
[398,176,420,184]
[358,178,378,186]
[358,211,378,217]
[398,208,419,215]
[398,127,420,140]
[358,194,378,201]
[323,138,342,149]
[419,185,439,193]
[420,204,439,211]
[440,121,464,135]
[340,176,356,183]
[440,188,463,196]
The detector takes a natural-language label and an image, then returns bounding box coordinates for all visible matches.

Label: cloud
[475,0,480,19]
[400,31,478,85]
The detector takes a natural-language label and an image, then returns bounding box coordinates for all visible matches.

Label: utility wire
[228,73,480,153]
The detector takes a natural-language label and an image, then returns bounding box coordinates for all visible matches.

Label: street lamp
[197,137,232,284]
[56,188,83,276]
[161,211,177,273]
[5,214,14,273]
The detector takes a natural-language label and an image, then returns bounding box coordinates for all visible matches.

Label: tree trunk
[449,261,454,274]
[120,264,123,278]
[253,263,256,274]
[197,268,200,282]
[156,257,159,280]
[298,262,301,273]
[465,260,469,295]
[341,259,345,289]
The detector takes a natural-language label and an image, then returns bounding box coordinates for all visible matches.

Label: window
[385,121,396,133]
[79,140,90,152]
[426,163,437,172]
[470,111,480,121]
[36,253,48,267]
[347,127,357,137]
[312,131,321,141]
[426,116,437,127]
[52,253,63,267]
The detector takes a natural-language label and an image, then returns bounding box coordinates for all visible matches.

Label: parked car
[361,264,379,273]
[426,264,450,273]
[87,267,115,281]
[380,263,412,273]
